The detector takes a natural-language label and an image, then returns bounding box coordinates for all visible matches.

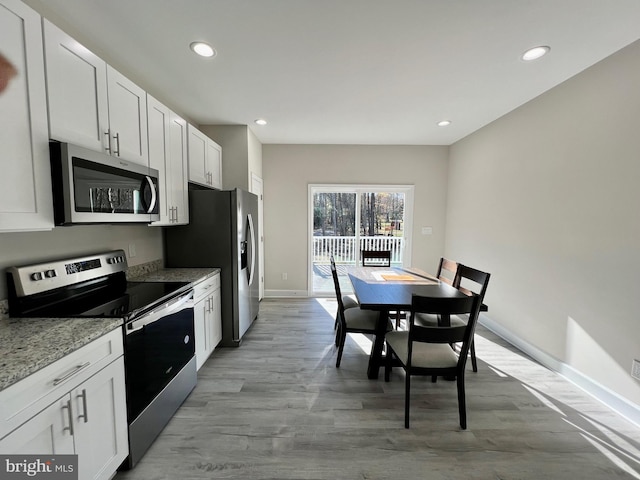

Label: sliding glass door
[309,185,413,295]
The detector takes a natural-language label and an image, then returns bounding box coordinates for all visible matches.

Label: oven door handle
[126,290,193,335]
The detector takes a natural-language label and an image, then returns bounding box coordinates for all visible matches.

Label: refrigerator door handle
[247,213,256,286]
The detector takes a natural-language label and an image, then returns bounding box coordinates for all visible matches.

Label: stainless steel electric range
[6,250,196,469]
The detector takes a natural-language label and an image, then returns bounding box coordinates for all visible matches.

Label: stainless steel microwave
[50,142,160,225]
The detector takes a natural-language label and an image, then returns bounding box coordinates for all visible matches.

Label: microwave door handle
[144,176,157,213]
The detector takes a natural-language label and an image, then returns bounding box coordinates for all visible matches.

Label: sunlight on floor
[313,297,640,478]
[475,332,640,477]
[316,298,373,355]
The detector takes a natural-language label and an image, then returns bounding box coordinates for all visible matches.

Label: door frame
[251,173,265,300]
[308,184,414,296]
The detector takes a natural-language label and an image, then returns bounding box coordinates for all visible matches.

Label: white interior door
[251,173,265,300]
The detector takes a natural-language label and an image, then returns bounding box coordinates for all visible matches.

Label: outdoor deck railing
[313,236,404,264]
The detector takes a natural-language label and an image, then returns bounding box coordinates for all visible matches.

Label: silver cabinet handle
[113,132,121,156]
[77,389,89,423]
[104,129,112,154]
[53,362,90,386]
[170,206,175,222]
[62,399,74,436]
[174,205,179,222]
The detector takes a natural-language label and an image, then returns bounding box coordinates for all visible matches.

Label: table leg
[367,310,389,379]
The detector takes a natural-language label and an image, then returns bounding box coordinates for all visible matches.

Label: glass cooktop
[24,281,190,320]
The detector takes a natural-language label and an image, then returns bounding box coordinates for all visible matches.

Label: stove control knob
[45,269,57,278]
[31,272,43,281]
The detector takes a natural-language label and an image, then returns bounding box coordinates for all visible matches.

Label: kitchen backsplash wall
[0,224,164,303]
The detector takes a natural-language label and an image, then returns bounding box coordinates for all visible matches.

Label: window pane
[313,192,356,237]
[359,192,404,238]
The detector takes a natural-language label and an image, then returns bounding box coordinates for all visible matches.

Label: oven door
[123,290,194,422]
[51,142,160,225]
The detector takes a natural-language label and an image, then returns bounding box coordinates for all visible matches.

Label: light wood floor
[116,298,640,480]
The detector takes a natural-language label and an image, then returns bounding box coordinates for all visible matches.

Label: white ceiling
[24,0,640,145]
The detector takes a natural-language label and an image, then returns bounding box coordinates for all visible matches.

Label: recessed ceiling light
[190,42,216,58]
[437,120,451,127]
[521,46,550,61]
[254,119,267,126]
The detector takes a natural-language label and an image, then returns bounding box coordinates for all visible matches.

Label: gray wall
[262,144,449,294]
[0,225,163,299]
[445,39,640,407]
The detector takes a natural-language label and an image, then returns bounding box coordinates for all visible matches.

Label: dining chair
[361,249,407,328]
[416,264,490,372]
[331,260,392,368]
[329,255,359,330]
[384,293,482,429]
[436,257,459,285]
[361,249,392,267]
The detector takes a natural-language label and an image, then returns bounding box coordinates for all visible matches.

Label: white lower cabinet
[0,330,128,480]
[193,273,222,370]
[0,394,74,454]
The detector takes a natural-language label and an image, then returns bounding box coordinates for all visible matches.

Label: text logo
[0,455,77,479]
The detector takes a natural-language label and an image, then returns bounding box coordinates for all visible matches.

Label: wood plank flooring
[115,298,640,479]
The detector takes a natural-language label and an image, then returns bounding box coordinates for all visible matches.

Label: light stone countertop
[0,316,123,391]
[0,266,218,392]
[128,267,220,284]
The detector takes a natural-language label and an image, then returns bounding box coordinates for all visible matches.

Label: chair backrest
[361,249,391,267]
[454,264,490,305]
[407,294,482,369]
[330,256,345,315]
[436,257,459,286]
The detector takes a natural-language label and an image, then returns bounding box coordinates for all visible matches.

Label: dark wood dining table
[347,266,468,379]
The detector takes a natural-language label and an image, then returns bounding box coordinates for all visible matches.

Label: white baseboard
[480,315,640,428]
[264,289,308,298]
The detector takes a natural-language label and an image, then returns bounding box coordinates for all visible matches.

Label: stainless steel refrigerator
[164,188,259,347]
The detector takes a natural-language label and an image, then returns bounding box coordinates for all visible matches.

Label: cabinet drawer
[0,328,124,440]
[193,273,220,302]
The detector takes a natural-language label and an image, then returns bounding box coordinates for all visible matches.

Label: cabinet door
[194,297,208,371]
[207,139,223,190]
[210,287,222,349]
[43,19,109,153]
[147,95,172,225]
[169,112,189,224]
[106,66,148,165]
[187,124,209,187]
[0,1,53,231]
[73,357,128,480]
[0,395,75,454]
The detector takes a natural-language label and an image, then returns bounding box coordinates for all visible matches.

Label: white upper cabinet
[207,137,222,189]
[188,124,222,189]
[106,66,148,164]
[148,94,188,225]
[0,0,54,232]
[43,19,148,166]
[42,19,108,154]
[169,111,189,223]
